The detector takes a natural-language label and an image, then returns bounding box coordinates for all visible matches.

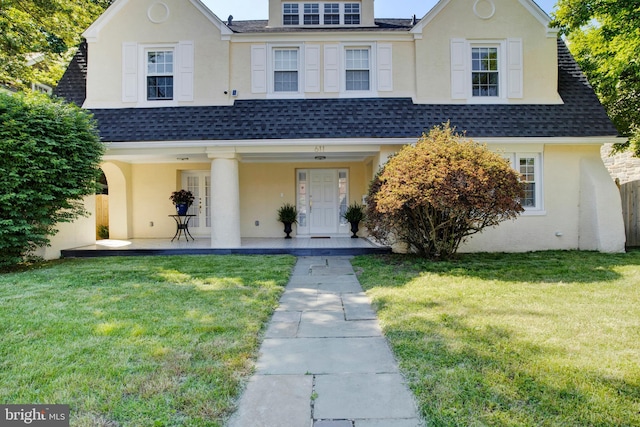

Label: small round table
[169,215,195,242]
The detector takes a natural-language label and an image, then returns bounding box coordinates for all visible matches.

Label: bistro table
[169,214,196,242]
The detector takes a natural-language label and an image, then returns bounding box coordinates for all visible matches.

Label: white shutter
[324,45,339,93]
[305,44,320,93]
[251,45,267,94]
[122,42,138,102]
[177,41,194,101]
[450,38,467,100]
[507,38,523,99]
[377,43,393,92]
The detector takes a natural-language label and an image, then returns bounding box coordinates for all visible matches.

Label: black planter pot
[283,222,293,239]
[350,221,360,238]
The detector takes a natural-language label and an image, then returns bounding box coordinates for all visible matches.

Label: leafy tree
[0,0,110,89]
[366,124,525,259]
[551,0,640,154]
[0,92,104,269]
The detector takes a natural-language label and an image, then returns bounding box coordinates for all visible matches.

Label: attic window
[283,2,361,26]
[324,4,340,24]
[304,3,320,25]
[344,3,360,25]
[283,4,299,25]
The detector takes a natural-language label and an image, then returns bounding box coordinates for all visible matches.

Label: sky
[202,0,558,22]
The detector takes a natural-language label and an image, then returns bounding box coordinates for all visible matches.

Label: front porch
[61,237,391,258]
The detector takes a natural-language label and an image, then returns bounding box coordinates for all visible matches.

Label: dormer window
[304,3,320,25]
[324,4,340,24]
[283,4,299,25]
[283,2,361,26]
[344,3,360,25]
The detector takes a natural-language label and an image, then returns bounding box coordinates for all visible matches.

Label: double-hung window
[344,3,360,24]
[471,47,499,97]
[283,3,299,25]
[345,48,369,91]
[146,50,173,101]
[518,155,537,208]
[324,3,340,24]
[304,3,320,25]
[274,49,299,92]
[503,153,542,211]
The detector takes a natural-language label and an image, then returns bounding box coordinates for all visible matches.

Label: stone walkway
[228,256,423,427]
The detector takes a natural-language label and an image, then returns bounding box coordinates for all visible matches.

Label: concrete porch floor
[61,237,392,258]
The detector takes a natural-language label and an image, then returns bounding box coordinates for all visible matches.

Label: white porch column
[209,152,241,248]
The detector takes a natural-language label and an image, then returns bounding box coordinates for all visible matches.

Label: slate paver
[228,256,423,426]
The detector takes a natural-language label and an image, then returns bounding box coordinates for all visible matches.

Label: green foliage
[97,224,109,240]
[366,124,524,259]
[0,92,104,269]
[169,189,194,206]
[0,0,111,89]
[343,201,365,223]
[551,0,640,154]
[277,203,298,224]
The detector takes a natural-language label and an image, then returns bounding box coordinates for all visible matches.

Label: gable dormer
[267,0,375,27]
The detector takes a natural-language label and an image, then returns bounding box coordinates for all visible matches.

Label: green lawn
[0,255,295,427]
[352,251,640,427]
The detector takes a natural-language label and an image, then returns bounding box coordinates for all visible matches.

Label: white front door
[181,171,211,236]
[310,169,338,235]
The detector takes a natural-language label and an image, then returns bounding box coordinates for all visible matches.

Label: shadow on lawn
[359,250,640,284]
[389,313,640,426]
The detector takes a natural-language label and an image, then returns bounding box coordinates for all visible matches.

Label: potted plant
[170,189,195,215]
[277,203,298,239]
[343,201,365,238]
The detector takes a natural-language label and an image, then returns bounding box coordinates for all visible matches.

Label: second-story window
[324,3,340,24]
[344,3,360,25]
[472,47,499,97]
[304,3,320,25]
[274,49,299,92]
[345,48,369,91]
[146,50,173,100]
[283,3,299,25]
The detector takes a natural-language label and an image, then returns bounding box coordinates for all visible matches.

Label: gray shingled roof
[53,41,87,107]
[54,40,617,142]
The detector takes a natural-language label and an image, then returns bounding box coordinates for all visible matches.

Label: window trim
[471,46,499,98]
[267,43,304,98]
[146,49,175,101]
[468,41,506,103]
[138,43,178,106]
[340,43,376,96]
[345,48,370,92]
[504,152,545,214]
[343,3,360,25]
[273,48,300,93]
[283,3,300,25]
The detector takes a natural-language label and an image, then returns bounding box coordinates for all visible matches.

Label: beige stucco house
[52,0,625,255]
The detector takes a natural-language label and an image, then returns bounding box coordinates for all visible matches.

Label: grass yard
[0,255,295,427]
[352,251,640,427]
